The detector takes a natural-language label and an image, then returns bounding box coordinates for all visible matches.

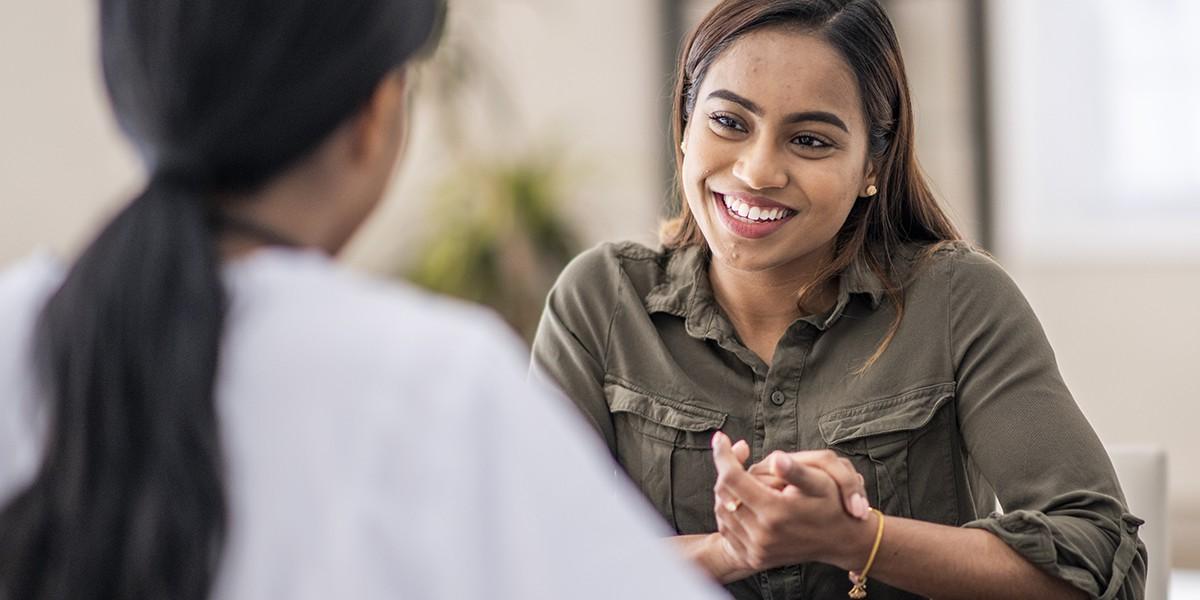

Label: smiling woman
[665,6,957,367]
[680,29,882,362]
[532,1,1147,599]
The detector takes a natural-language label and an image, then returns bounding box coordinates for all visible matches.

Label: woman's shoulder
[552,240,686,301]
[923,240,999,268]
[0,253,65,493]
[904,241,1033,319]
[919,241,1022,295]
[0,252,64,351]
[223,248,523,370]
[556,240,665,284]
[0,252,63,307]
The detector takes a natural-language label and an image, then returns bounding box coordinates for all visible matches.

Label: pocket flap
[819,382,955,445]
[605,379,726,432]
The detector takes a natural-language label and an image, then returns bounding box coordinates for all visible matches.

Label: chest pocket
[818,382,957,523]
[604,378,726,534]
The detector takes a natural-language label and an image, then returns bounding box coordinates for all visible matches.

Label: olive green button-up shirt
[531,241,1146,600]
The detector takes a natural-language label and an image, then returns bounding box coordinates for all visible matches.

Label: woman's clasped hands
[709,431,881,576]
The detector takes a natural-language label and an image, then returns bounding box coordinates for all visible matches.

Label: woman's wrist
[830,509,883,572]
[710,532,760,584]
[684,532,756,584]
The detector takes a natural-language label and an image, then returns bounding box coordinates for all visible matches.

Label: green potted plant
[405,154,580,342]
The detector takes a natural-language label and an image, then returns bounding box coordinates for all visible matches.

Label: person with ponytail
[0,1,727,599]
[532,1,1146,598]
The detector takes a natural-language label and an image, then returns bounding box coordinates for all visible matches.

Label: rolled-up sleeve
[947,250,1147,599]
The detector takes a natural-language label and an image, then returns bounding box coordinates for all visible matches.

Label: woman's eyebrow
[707,88,850,133]
[708,89,763,114]
[783,110,848,132]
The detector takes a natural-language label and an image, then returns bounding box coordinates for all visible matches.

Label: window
[990,0,1200,259]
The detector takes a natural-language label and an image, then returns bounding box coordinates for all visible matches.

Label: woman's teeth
[722,194,791,222]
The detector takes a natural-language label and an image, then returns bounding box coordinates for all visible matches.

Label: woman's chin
[710,245,787,273]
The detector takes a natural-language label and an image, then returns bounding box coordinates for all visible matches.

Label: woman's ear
[862,160,879,197]
[349,69,409,167]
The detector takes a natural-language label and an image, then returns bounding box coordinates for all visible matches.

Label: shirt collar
[643,244,888,337]
[644,244,715,338]
[842,257,885,310]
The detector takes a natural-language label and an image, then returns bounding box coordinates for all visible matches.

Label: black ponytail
[0,181,226,599]
[0,0,442,598]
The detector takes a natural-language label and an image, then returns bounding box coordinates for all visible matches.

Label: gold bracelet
[848,508,885,599]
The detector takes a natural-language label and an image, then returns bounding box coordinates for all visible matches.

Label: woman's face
[681,28,876,276]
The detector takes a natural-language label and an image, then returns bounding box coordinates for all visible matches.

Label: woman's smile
[711,191,796,239]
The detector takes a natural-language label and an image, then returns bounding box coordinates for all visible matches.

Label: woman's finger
[772,459,837,498]
[731,439,750,465]
[748,451,784,476]
[752,472,788,491]
[771,451,869,519]
[823,455,869,519]
[747,452,788,490]
[714,496,756,562]
[711,432,775,509]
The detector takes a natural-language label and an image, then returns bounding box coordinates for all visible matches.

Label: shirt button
[770,390,785,406]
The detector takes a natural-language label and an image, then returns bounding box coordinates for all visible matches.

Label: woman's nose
[732,138,788,190]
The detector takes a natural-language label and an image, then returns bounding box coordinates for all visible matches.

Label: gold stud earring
[680,140,687,153]
[865,184,878,197]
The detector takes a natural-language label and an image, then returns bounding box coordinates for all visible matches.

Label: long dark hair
[0,1,442,598]
[661,0,962,368]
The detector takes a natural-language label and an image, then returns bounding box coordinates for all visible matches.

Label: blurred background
[1,0,1197,590]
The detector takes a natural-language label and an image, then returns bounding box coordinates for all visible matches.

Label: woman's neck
[216,167,353,261]
[707,252,836,364]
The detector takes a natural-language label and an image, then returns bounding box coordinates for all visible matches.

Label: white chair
[1107,445,1169,600]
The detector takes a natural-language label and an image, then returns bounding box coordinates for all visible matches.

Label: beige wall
[0,2,139,264]
[0,0,665,268]
[888,0,980,241]
[1009,263,1200,567]
[345,0,665,271]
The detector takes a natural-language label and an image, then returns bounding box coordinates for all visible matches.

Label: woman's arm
[670,534,757,584]
[947,251,1146,598]
[710,434,1085,599]
[854,515,1085,600]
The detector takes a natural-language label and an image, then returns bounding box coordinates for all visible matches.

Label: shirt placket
[757,321,818,599]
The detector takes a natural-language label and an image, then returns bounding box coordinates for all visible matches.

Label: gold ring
[723,499,742,512]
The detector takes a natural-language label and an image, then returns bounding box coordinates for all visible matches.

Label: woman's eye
[793,134,829,148]
[709,114,745,132]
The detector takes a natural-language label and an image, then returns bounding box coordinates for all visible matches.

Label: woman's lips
[712,192,795,240]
